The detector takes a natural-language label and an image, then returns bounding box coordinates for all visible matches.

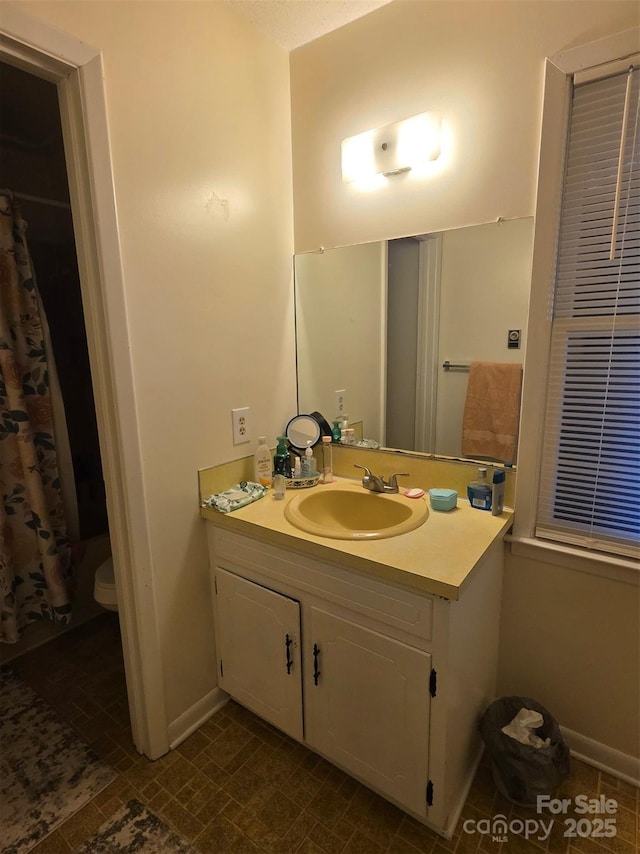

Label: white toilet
[94,555,118,612]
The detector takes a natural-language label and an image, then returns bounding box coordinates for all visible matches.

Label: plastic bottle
[492,470,505,516]
[272,474,286,499]
[321,435,333,483]
[339,413,349,441]
[344,428,356,445]
[273,436,291,477]
[332,420,342,443]
[254,436,272,487]
[467,467,492,511]
[302,441,314,476]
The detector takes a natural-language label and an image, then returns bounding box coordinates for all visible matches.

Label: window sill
[505,535,639,586]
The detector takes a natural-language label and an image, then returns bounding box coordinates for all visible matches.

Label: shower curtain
[0,191,73,643]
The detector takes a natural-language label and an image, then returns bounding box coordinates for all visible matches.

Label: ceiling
[223,0,393,51]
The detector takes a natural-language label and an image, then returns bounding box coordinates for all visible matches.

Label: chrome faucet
[354,465,409,494]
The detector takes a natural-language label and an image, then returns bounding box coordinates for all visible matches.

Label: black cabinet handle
[313,643,321,686]
[285,634,293,675]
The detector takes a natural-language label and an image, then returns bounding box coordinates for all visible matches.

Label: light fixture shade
[342,111,441,183]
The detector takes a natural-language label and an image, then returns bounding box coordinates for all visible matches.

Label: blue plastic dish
[428,488,458,511]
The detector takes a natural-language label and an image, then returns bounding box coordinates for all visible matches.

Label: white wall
[435,218,533,458]
[17,0,296,728]
[291,0,639,252]
[291,1,640,761]
[295,241,385,439]
[499,555,639,758]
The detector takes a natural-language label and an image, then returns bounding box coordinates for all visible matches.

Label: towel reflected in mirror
[461,362,523,463]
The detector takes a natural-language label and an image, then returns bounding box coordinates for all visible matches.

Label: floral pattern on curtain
[0,191,72,643]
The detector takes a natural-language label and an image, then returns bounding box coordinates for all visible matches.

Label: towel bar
[442,361,470,372]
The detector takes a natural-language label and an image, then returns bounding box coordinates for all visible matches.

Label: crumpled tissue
[501,707,551,748]
[202,481,267,513]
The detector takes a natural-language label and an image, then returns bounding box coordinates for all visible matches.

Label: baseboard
[166,698,639,793]
[167,686,229,750]
[561,725,640,787]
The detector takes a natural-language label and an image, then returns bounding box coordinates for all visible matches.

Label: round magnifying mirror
[286,414,321,450]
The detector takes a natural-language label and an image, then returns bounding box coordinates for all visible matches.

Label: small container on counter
[491,470,505,515]
[273,436,291,478]
[302,441,314,476]
[467,467,492,511]
[321,435,333,483]
[428,488,458,512]
[272,474,286,499]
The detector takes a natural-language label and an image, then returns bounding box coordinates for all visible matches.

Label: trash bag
[479,696,570,807]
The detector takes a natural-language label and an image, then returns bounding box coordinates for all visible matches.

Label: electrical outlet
[231,407,250,445]
[335,389,347,415]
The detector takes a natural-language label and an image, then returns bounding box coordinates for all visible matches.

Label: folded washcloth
[202,481,267,513]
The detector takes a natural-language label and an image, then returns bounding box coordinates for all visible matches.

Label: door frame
[0,4,168,758]
[414,234,441,453]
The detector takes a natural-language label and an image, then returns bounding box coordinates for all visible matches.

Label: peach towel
[462,362,522,462]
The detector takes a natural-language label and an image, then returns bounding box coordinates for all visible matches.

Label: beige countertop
[201,477,513,600]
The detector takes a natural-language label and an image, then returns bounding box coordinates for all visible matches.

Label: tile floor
[7,613,638,854]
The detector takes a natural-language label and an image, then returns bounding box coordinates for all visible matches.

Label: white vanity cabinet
[206,523,505,838]
[214,568,304,741]
[304,606,431,817]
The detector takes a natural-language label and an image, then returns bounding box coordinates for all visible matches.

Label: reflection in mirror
[294,218,533,462]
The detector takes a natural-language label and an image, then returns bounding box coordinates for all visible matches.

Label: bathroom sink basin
[284,483,428,540]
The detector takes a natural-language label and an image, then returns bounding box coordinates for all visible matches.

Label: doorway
[0,5,168,759]
[0,61,112,654]
[385,235,440,453]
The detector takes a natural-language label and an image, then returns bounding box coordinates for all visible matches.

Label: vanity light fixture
[341,111,441,184]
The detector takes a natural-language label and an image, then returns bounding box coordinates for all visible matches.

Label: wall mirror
[294,217,533,462]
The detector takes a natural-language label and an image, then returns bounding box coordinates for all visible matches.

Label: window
[536,62,639,558]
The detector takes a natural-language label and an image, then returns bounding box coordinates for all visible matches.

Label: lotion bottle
[254,436,272,488]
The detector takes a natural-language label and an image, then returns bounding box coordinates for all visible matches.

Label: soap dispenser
[302,441,314,476]
[273,436,291,478]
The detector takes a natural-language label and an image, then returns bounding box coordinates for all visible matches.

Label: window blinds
[536,64,640,559]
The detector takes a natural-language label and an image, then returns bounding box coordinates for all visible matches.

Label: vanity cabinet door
[214,568,303,741]
[305,606,431,817]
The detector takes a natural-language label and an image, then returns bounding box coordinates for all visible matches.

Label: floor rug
[77,799,199,853]
[0,666,117,854]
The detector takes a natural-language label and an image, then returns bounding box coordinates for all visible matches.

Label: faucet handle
[354,463,374,486]
[354,464,372,477]
[387,472,410,490]
[354,464,385,492]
